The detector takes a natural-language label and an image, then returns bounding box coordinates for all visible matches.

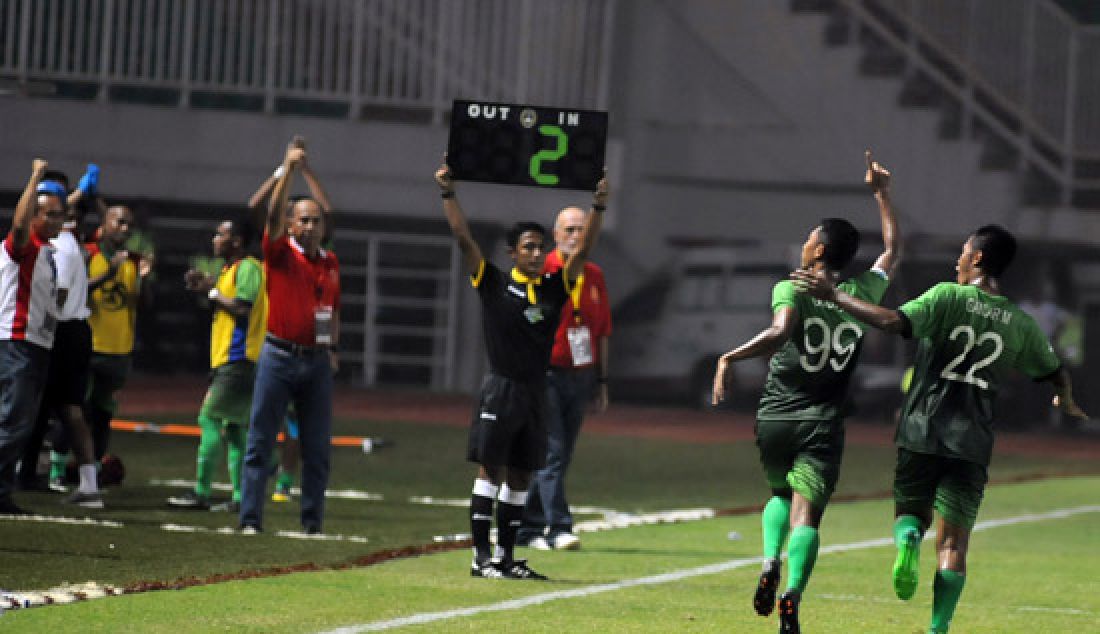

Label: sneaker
[526,536,552,551]
[62,490,104,509]
[303,524,321,535]
[753,559,781,616]
[777,591,800,633]
[239,524,261,535]
[470,558,504,579]
[271,487,291,503]
[496,558,548,580]
[551,531,581,551]
[893,527,921,600]
[167,491,210,510]
[48,477,69,494]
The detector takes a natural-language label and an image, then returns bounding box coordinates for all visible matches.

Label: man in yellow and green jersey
[85,205,153,461]
[169,218,267,511]
[793,224,1086,633]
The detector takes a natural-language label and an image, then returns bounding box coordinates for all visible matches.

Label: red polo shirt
[263,232,340,346]
[544,249,612,369]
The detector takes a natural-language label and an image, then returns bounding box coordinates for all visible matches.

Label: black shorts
[44,319,92,406]
[467,373,547,471]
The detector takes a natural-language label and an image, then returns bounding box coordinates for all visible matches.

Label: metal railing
[0,0,616,118]
[838,0,1100,204]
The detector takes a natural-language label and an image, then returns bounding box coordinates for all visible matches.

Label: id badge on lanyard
[314,306,333,345]
[567,321,593,366]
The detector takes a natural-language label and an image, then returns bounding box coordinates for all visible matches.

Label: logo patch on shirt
[524,306,544,324]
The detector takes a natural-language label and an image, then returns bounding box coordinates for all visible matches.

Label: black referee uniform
[467,259,569,470]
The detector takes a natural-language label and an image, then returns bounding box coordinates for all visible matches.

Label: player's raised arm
[12,159,49,249]
[435,159,483,276]
[865,151,901,278]
[790,269,908,335]
[562,169,609,281]
[711,306,798,405]
[267,144,305,240]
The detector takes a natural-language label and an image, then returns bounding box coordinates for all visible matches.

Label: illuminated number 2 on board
[528,124,568,185]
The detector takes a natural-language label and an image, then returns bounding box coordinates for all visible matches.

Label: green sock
[276,468,295,491]
[195,414,224,499]
[49,451,67,480]
[762,496,792,560]
[930,569,965,633]
[894,514,924,546]
[786,525,820,593]
[225,423,246,502]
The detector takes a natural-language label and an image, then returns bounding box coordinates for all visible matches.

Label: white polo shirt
[51,229,91,321]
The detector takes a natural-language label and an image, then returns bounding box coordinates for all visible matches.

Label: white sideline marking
[318,505,1100,633]
[0,513,123,528]
[160,523,369,543]
[150,479,384,501]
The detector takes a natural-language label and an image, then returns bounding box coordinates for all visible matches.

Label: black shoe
[754,559,781,616]
[470,557,504,579]
[778,590,800,634]
[167,491,210,510]
[210,500,241,514]
[0,498,31,515]
[303,524,322,535]
[496,558,548,580]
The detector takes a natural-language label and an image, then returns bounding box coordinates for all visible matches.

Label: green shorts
[86,352,132,413]
[893,448,988,529]
[755,418,845,509]
[199,362,256,425]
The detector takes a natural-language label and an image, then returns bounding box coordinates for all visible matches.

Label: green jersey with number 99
[897,282,1061,466]
[757,270,890,422]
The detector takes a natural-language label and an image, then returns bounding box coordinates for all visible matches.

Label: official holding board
[439,100,610,579]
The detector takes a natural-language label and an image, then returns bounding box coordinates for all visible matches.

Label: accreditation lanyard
[565,272,594,366]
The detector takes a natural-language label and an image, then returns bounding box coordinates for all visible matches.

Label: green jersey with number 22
[898,282,1060,466]
[757,270,890,423]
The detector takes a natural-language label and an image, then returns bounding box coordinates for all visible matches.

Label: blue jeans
[239,340,332,531]
[0,341,50,501]
[520,367,594,538]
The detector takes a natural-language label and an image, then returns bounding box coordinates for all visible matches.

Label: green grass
[2,412,1098,632]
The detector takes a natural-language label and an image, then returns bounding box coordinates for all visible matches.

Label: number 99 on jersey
[446,100,608,191]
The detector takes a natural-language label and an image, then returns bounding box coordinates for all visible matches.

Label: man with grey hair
[517,205,612,552]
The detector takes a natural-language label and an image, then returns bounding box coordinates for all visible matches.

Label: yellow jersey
[87,245,141,355]
[210,256,267,368]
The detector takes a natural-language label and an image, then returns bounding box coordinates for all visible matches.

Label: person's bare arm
[563,170,609,281]
[865,151,901,278]
[267,146,305,241]
[594,336,610,412]
[1048,367,1088,420]
[790,269,908,334]
[712,306,798,405]
[434,161,483,276]
[248,174,279,217]
[183,270,251,319]
[301,162,333,214]
[12,159,48,249]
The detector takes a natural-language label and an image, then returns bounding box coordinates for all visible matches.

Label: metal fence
[0,0,616,117]
[840,0,1100,203]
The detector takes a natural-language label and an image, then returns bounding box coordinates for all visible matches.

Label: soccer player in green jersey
[792,225,1087,633]
[712,152,899,633]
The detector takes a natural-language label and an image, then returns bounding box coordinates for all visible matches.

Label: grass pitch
[1,411,1097,632]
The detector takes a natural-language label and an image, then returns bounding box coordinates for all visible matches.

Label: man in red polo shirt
[0,159,65,514]
[517,206,612,551]
[239,143,340,535]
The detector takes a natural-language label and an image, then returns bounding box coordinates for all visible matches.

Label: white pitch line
[150,479,384,501]
[0,513,123,528]
[318,505,1100,634]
